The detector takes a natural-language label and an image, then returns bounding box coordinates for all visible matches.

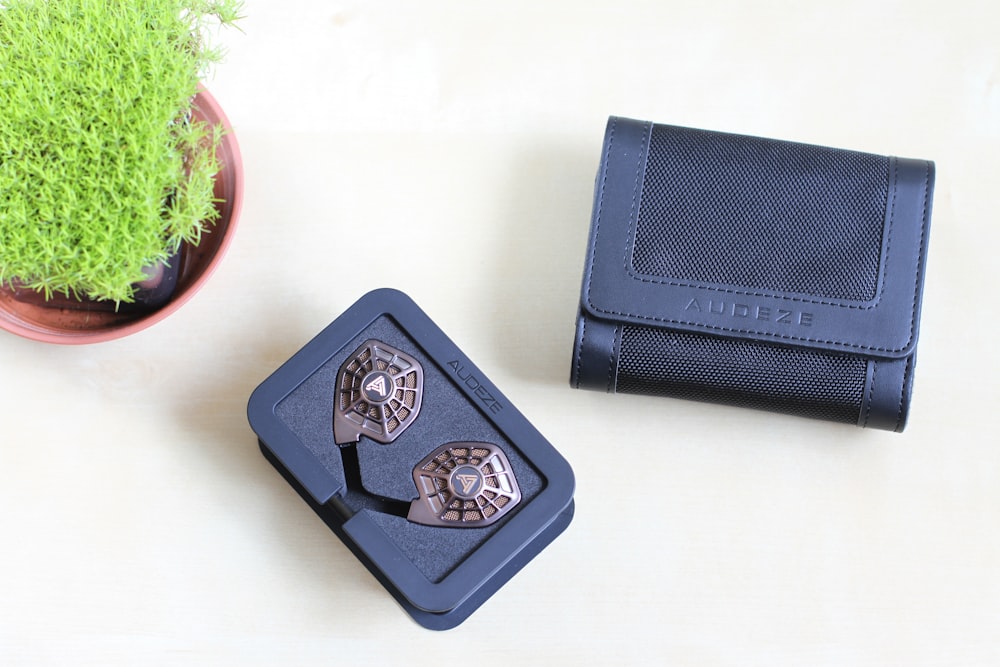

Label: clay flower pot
[0,88,243,344]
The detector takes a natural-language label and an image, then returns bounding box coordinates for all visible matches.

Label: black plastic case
[248,289,575,630]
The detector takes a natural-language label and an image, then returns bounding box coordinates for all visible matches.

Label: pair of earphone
[332,340,521,528]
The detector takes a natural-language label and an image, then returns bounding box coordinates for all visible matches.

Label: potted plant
[0,0,244,344]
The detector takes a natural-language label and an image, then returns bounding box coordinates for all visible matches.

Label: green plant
[0,0,242,303]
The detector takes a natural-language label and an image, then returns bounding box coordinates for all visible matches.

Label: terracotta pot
[0,88,244,344]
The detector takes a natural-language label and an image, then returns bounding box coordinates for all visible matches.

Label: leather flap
[580,117,934,359]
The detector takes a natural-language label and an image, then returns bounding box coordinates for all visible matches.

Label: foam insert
[275,315,543,582]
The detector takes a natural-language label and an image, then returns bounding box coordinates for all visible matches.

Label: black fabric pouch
[571,117,935,431]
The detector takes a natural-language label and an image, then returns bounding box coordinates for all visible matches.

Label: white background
[1,1,997,664]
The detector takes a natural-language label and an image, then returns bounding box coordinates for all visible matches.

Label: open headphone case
[247,289,575,630]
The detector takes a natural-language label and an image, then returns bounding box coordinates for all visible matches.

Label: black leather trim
[571,309,620,393]
[859,356,913,432]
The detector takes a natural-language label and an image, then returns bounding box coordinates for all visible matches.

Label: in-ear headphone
[408,442,521,527]
[333,339,423,445]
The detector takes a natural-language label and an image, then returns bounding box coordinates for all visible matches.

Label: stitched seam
[611,324,624,392]
[583,118,617,325]
[580,311,901,351]
[862,360,877,427]
[588,158,929,354]
[905,164,932,359]
[894,355,913,432]
[573,316,586,388]
[620,124,650,280]
[580,320,887,352]
[605,325,616,393]
[583,118,620,394]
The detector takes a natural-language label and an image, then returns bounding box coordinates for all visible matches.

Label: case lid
[580,117,935,359]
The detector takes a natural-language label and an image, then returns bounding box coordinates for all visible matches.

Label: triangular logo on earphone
[365,375,388,397]
[455,474,480,495]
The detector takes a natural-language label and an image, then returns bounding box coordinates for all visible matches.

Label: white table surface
[2,1,997,664]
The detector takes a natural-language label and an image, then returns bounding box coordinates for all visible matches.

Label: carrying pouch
[571,117,935,431]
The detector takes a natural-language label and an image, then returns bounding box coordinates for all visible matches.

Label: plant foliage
[0,0,242,303]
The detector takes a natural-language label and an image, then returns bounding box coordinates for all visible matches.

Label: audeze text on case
[684,298,814,327]
[447,360,504,414]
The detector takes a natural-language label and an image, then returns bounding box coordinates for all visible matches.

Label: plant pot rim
[0,87,244,345]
